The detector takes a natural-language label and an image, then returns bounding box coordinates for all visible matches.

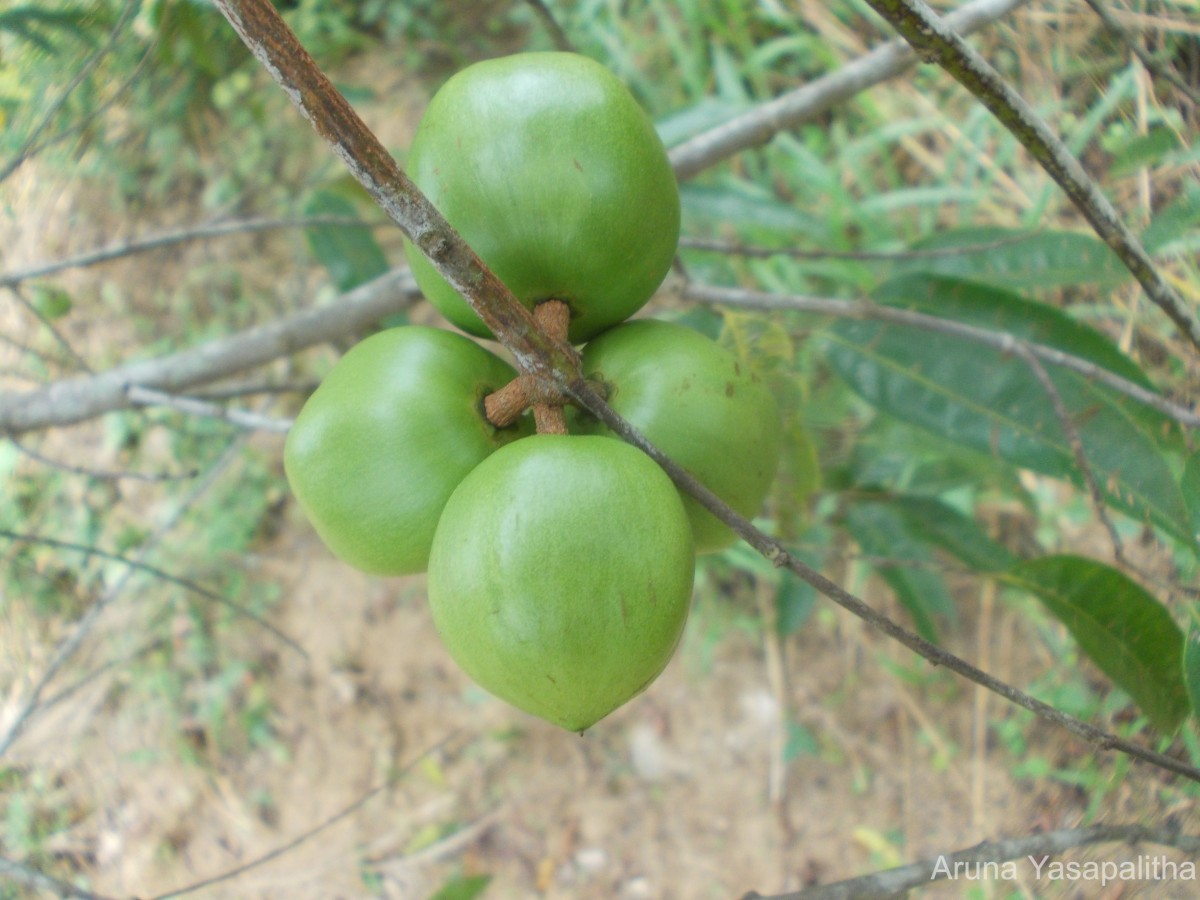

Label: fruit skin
[427,435,695,732]
[403,52,680,344]
[284,326,530,576]
[573,320,783,554]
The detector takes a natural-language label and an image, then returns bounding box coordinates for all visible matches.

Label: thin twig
[0,215,384,289]
[126,385,294,433]
[743,822,1200,899]
[16,30,159,185]
[568,377,1200,783]
[522,0,573,52]
[8,284,93,372]
[861,0,1200,351]
[5,275,1195,435]
[211,0,579,391]
[667,0,1032,180]
[0,437,247,759]
[188,378,321,400]
[0,855,113,900]
[170,0,1200,787]
[1082,0,1200,106]
[9,435,199,482]
[146,731,460,900]
[0,529,309,660]
[678,232,1036,261]
[0,267,419,435]
[0,0,140,185]
[1011,345,1129,565]
[682,282,1200,429]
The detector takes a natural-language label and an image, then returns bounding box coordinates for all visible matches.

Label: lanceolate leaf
[842,499,957,642]
[1182,452,1200,543]
[1005,555,1188,732]
[826,275,1192,547]
[1183,627,1200,723]
[890,495,1018,573]
[1143,183,1200,255]
[893,227,1129,290]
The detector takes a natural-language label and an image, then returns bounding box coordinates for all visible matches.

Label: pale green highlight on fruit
[284,327,530,576]
[404,51,680,344]
[427,435,695,732]
[575,319,784,554]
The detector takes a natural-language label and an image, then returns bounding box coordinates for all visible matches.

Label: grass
[1,0,1198,897]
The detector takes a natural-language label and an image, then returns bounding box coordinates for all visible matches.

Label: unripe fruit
[574,319,783,553]
[404,52,680,344]
[284,327,530,575]
[427,435,695,731]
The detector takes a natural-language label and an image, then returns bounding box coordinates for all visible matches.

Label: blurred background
[2,1,1199,897]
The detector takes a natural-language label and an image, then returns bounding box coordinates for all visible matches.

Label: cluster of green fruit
[285,53,783,732]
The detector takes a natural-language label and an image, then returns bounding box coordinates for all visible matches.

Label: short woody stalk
[484,300,571,435]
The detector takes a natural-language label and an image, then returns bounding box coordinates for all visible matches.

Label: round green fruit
[403,52,680,344]
[574,319,783,554]
[427,435,695,732]
[284,326,530,576]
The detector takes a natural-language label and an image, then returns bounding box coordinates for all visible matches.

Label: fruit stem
[531,301,570,435]
[482,301,572,434]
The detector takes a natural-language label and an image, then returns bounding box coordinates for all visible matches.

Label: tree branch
[566,375,1200,784]
[210,0,579,390]
[0,528,308,660]
[861,0,1200,352]
[668,0,1031,180]
[0,855,113,900]
[744,823,1200,899]
[0,437,248,759]
[16,0,1188,790]
[145,731,460,900]
[682,281,1200,429]
[0,268,417,435]
[4,275,1196,434]
[0,215,383,289]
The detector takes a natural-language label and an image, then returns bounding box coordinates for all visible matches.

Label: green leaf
[1144,183,1200,255]
[303,189,390,293]
[1183,452,1200,543]
[893,227,1129,290]
[31,285,71,319]
[890,496,1018,572]
[776,569,816,636]
[826,275,1192,547]
[680,181,825,240]
[1005,555,1188,732]
[1183,627,1200,722]
[842,499,957,642]
[1108,127,1193,177]
[429,874,492,900]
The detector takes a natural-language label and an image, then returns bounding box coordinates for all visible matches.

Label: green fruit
[427,435,695,731]
[574,320,783,554]
[284,327,529,575]
[404,52,680,344]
